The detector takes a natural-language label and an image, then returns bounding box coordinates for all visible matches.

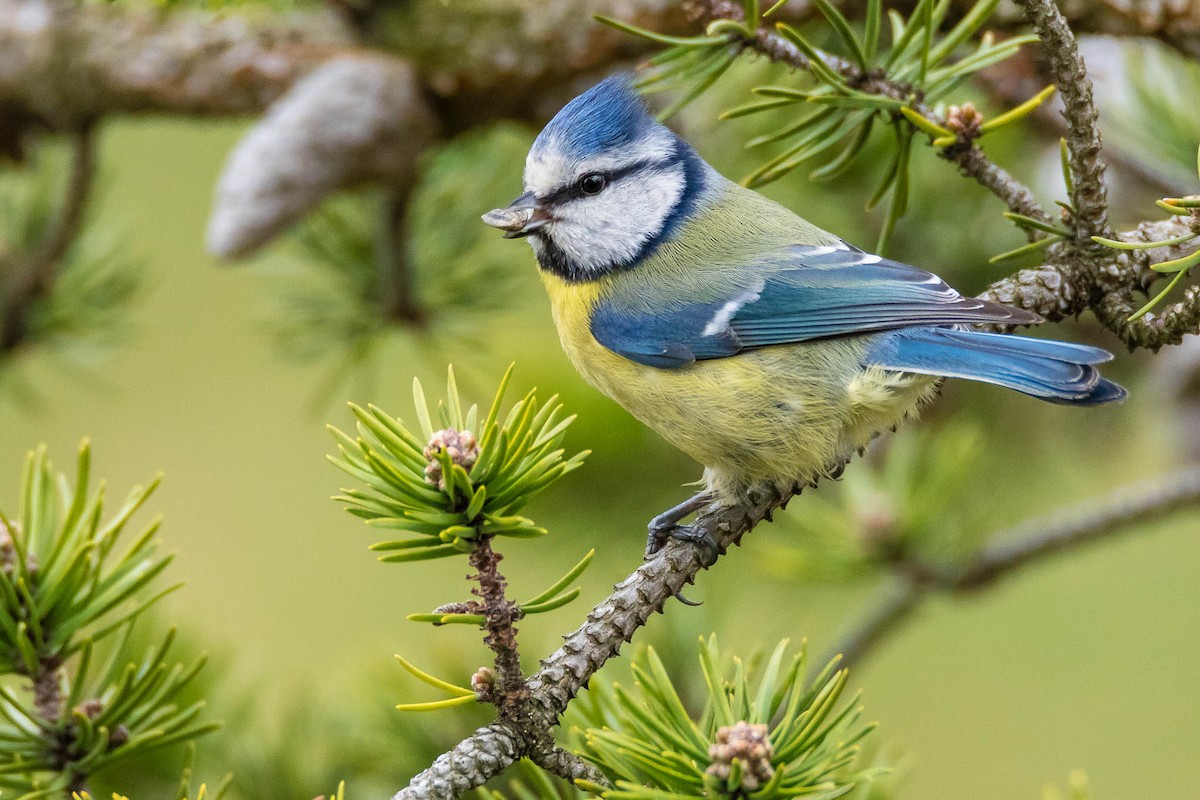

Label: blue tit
[482,75,1125,552]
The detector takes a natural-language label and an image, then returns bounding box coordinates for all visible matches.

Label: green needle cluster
[0,443,214,798]
[571,637,879,800]
[329,365,589,562]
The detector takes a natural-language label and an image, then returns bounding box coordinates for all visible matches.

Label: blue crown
[533,74,656,159]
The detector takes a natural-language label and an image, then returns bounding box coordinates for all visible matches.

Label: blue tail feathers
[869,327,1127,405]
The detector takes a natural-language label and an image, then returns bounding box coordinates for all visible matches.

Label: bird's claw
[646,492,714,555]
[644,522,721,567]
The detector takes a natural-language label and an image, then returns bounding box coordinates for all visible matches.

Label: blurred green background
[1,50,1198,800]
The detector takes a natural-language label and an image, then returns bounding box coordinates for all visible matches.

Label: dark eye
[578,173,606,195]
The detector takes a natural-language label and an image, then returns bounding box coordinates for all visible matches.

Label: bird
[482,75,1125,557]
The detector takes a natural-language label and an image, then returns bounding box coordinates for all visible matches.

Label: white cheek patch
[547,165,685,277]
[702,279,765,336]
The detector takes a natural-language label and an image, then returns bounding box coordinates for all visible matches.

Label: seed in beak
[481,206,534,233]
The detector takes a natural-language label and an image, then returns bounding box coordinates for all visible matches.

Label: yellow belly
[542,274,939,501]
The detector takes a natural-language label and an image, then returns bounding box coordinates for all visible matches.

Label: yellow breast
[538,272,939,501]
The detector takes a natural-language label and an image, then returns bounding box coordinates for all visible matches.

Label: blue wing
[867,327,1126,405]
[590,243,1041,369]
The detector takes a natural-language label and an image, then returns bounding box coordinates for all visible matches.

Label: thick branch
[0,0,682,131]
[0,0,348,123]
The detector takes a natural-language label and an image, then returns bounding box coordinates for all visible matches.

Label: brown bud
[109,725,129,747]
[423,428,480,490]
[471,666,496,702]
[76,698,104,719]
[944,102,984,140]
[705,721,775,790]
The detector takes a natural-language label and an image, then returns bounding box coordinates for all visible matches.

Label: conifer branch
[981,214,1200,348]
[1011,0,1113,244]
[692,0,1053,226]
[394,457,1200,798]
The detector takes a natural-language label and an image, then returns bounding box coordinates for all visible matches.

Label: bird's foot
[645,493,719,606]
[666,523,721,567]
[646,492,714,555]
[647,523,720,606]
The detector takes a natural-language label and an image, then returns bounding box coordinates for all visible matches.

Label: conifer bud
[706,721,775,791]
[944,102,984,140]
[471,666,496,702]
[423,429,479,490]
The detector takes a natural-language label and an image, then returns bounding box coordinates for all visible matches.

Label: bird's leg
[645,492,720,605]
[645,491,716,558]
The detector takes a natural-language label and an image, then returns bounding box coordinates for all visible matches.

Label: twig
[30,124,97,284]
[829,464,1200,671]
[468,538,528,717]
[953,464,1200,590]
[527,743,612,788]
[0,123,97,352]
[940,142,1053,229]
[825,577,923,671]
[1012,0,1112,244]
[377,185,426,326]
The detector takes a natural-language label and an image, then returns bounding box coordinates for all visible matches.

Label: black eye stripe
[541,156,679,206]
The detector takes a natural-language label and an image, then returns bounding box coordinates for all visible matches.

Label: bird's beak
[481,192,553,239]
